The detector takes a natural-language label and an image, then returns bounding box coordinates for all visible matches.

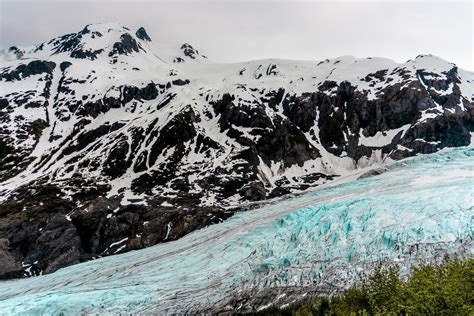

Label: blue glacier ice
[0,147,472,314]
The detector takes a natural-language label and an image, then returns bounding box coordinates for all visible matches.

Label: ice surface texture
[0,147,472,313]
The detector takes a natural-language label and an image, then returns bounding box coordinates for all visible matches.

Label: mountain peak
[136,27,151,42]
[404,54,456,73]
[82,22,127,33]
[0,23,210,65]
[172,42,208,63]
[17,22,156,61]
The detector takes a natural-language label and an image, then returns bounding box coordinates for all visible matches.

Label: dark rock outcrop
[110,33,141,56]
[0,60,56,82]
[180,43,206,59]
[136,27,151,42]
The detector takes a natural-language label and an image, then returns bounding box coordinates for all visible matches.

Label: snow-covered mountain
[0,23,473,278]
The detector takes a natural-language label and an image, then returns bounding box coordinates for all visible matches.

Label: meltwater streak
[0,148,472,314]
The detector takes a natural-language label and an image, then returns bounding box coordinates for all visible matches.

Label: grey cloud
[0,0,472,70]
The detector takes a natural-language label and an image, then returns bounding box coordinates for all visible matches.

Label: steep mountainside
[0,23,473,278]
[0,148,472,313]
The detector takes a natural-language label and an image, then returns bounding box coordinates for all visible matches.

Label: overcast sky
[0,0,472,70]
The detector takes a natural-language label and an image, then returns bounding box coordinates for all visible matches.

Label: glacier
[0,147,472,314]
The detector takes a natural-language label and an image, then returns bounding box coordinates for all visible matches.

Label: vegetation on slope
[249,258,473,316]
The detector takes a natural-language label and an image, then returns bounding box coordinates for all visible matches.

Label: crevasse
[0,147,472,314]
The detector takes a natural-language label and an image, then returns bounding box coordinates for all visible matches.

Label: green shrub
[248,258,473,316]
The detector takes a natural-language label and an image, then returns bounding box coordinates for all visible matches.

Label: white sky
[0,0,472,70]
